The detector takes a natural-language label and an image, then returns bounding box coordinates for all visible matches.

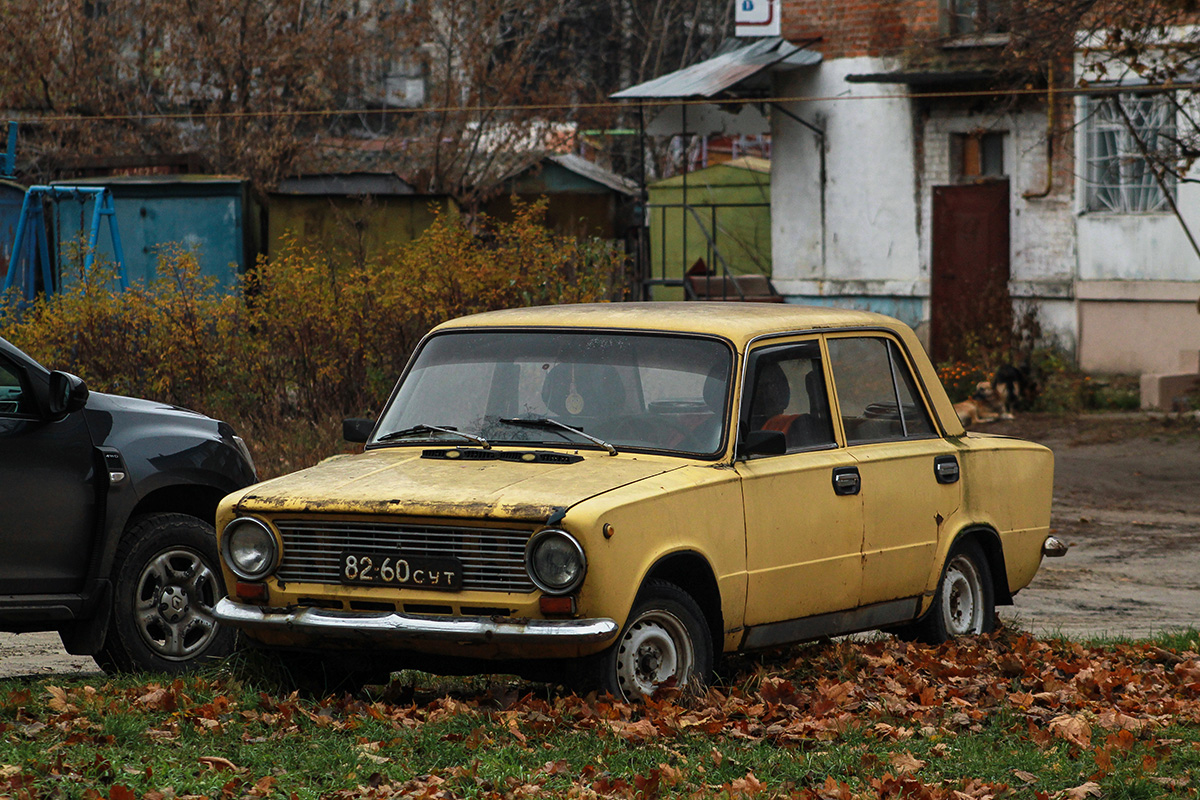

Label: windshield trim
[366,326,739,462]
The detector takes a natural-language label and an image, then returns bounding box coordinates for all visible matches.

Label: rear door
[736,338,863,625]
[825,335,962,606]
[0,353,97,594]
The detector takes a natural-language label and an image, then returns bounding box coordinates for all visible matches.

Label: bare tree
[0,0,402,187]
[0,0,733,199]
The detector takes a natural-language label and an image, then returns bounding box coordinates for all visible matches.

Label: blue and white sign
[735,0,780,37]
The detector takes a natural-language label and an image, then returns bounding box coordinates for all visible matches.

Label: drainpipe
[1023,64,1056,200]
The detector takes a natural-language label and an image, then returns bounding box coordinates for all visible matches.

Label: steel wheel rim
[134,546,221,661]
[615,609,695,699]
[941,554,985,636]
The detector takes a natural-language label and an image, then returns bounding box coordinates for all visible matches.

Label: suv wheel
[96,513,237,673]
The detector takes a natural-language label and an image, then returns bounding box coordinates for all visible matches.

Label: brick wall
[782,0,942,59]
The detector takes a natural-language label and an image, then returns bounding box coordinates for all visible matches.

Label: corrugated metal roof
[547,154,639,196]
[611,37,821,100]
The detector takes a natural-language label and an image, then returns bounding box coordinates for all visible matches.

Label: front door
[930,181,1011,363]
[0,355,97,594]
[736,339,863,625]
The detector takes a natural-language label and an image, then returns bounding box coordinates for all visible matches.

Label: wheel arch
[949,526,1012,606]
[129,484,226,530]
[640,550,723,648]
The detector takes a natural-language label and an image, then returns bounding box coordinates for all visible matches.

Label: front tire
[911,539,995,644]
[597,580,713,701]
[96,513,237,674]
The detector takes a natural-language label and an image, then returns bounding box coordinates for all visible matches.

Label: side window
[743,341,835,453]
[0,358,30,416]
[827,337,934,444]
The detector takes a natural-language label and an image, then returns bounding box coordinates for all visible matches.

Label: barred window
[1084,93,1176,213]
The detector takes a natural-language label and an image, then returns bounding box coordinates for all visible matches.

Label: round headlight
[526,529,586,595]
[222,517,278,580]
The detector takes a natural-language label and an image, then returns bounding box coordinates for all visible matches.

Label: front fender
[564,464,746,647]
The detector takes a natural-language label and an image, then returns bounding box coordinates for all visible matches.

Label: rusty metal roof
[611,37,821,101]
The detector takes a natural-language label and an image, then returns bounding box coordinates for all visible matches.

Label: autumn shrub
[0,201,630,476]
[0,247,243,414]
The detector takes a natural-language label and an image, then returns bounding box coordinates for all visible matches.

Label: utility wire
[10,81,1200,126]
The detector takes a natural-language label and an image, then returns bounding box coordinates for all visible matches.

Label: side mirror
[343,418,375,443]
[48,371,89,419]
[737,429,786,458]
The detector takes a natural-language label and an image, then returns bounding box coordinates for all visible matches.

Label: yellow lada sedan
[214,303,1060,699]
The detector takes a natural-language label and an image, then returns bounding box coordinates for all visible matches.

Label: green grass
[3,629,1200,798]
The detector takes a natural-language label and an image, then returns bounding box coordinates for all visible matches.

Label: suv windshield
[374,330,734,457]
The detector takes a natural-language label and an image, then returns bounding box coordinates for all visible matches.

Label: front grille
[274,519,535,593]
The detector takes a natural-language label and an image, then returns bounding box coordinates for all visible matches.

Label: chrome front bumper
[214,597,619,646]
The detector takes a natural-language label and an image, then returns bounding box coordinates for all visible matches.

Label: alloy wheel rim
[135,547,220,661]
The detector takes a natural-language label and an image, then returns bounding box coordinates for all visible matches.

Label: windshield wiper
[376,424,491,449]
[499,417,617,456]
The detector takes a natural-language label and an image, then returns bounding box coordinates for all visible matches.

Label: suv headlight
[222,517,278,580]
[525,529,586,595]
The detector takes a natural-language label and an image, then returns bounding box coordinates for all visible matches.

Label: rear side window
[827,337,934,444]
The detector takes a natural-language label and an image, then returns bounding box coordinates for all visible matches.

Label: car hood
[231,447,687,522]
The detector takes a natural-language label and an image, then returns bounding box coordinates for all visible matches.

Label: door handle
[832,466,860,496]
[934,455,960,484]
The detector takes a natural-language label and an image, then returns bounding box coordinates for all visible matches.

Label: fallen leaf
[46,686,74,714]
[1049,714,1092,749]
[198,756,239,773]
[888,752,926,775]
[1058,781,1101,799]
[728,771,764,796]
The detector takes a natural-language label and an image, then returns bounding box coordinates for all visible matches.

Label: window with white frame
[1084,93,1177,213]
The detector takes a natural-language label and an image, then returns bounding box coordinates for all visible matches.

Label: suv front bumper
[214,597,619,648]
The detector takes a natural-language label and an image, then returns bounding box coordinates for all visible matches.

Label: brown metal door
[930,181,1011,363]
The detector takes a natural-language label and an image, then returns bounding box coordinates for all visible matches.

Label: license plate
[339,551,464,591]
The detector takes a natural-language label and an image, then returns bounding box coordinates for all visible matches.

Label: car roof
[433,302,908,348]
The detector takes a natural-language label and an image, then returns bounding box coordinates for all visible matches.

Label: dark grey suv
[0,336,257,673]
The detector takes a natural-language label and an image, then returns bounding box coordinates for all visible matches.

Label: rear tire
[96,513,237,674]
[908,539,995,645]
[595,580,713,701]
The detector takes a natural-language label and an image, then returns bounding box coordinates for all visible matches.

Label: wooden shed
[485,154,638,240]
[267,173,456,263]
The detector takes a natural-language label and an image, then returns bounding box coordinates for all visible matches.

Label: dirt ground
[992,412,1200,640]
[2,412,1198,680]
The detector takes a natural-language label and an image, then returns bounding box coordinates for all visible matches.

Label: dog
[954,381,1003,428]
[992,363,1026,418]
[955,365,1027,428]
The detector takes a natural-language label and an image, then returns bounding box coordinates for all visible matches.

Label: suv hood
[233,447,685,522]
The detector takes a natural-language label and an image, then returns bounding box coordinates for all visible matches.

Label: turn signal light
[539,595,576,616]
[235,581,268,602]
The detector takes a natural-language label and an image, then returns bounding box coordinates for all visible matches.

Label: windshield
[374,329,734,457]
